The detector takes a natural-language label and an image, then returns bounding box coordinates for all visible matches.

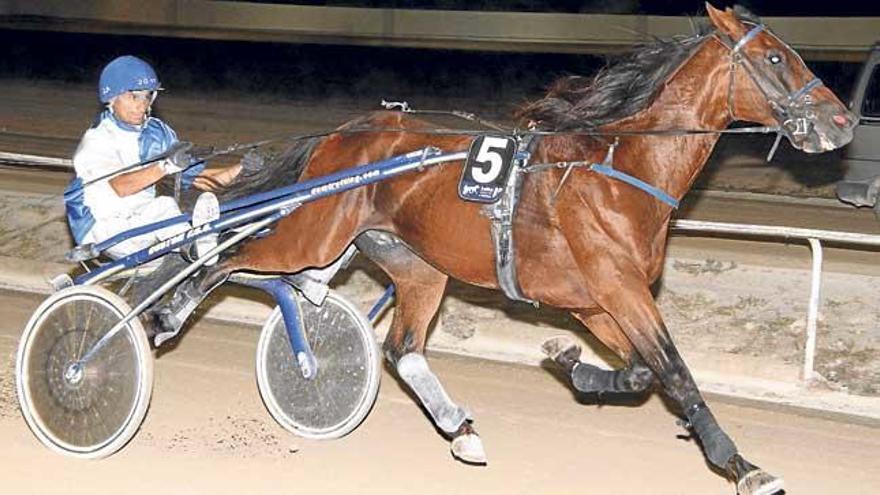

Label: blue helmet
[98,55,162,103]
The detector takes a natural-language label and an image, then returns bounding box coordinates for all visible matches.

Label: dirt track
[1,289,879,494]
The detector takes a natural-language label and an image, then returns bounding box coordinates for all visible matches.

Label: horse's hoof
[451,433,487,465]
[737,469,784,495]
[541,336,582,371]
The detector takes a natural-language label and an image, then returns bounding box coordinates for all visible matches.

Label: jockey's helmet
[98,55,162,103]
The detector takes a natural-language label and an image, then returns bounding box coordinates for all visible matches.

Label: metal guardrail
[0,152,72,169]
[1,152,875,383]
[672,219,880,384]
[0,1,878,60]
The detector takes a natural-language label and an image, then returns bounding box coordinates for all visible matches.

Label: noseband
[718,24,824,137]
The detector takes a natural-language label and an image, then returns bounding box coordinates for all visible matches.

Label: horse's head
[707,3,855,153]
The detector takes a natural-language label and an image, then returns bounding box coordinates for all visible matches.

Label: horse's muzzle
[787,105,855,153]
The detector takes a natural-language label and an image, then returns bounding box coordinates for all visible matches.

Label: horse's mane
[170,137,320,212]
[517,7,762,130]
[220,137,321,202]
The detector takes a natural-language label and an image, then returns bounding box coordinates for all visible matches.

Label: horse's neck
[606,38,733,206]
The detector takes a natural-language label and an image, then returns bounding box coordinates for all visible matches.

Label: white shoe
[191,192,220,266]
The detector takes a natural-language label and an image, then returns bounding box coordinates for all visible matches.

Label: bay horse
[156,5,854,494]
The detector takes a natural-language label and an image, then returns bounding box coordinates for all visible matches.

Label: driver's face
[110,90,155,126]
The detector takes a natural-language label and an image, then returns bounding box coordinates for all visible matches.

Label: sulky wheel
[16,285,153,459]
[256,289,381,440]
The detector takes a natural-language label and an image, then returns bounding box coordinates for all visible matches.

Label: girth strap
[484,135,540,306]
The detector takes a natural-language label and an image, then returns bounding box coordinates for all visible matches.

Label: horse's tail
[216,136,321,203]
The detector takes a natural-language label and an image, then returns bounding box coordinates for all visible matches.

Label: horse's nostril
[833,114,849,127]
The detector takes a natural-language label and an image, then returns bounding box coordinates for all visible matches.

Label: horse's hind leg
[355,231,486,465]
[543,312,655,395]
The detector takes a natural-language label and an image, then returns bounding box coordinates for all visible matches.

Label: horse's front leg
[563,251,783,495]
[356,231,486,464]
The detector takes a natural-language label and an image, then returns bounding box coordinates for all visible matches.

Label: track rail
[671,219,880,383]
[0,152,73,170]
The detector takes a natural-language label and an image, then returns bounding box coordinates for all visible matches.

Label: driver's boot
[190,191,220,265]
[151,278,206,347]
[131,254,189,343]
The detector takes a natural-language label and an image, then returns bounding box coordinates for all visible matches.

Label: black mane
[518,6,765,130]
[517,27,713,130]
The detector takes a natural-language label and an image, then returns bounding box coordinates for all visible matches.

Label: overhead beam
[0,0,877,61]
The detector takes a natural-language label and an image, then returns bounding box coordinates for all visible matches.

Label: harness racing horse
[155,5,853,493]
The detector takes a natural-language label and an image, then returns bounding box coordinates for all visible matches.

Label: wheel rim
[18,288,148,455]
[258,292,379,438]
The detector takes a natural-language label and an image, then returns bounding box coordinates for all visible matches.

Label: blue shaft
[247,278,317,380]
[92,148,439,254]
[367,285,396,322]
[78,148,455,285]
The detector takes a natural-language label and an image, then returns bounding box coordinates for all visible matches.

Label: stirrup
[191,192,220,265]
[152,283,202,347]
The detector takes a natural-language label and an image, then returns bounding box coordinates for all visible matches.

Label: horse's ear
[706,3,747,38]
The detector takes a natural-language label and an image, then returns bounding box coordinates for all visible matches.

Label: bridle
[716,23,824,138]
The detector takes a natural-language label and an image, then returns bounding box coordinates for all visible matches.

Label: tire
[256,289,381,440]
[16,285,153,459]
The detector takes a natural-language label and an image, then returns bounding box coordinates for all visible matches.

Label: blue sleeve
[64,177,96,245]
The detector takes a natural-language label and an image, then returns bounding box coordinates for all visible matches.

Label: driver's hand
[162,141,194,175]
[160,159,185,175]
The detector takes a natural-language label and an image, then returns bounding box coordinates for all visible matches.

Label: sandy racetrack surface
[1,290,879,495]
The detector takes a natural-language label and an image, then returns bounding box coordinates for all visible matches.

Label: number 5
[472,137,510,183]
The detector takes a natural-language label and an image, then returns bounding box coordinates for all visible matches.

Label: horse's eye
[767,53,783,65]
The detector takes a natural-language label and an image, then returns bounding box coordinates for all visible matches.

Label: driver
[66,55,242,260]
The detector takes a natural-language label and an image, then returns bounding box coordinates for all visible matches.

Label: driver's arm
[109,163,168,197]
[191,164,242,191]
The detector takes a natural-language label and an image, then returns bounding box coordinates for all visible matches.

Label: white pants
[84,196,189,259]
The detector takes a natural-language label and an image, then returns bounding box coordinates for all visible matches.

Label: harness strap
[788,77,823,105]
[485,135,540,306]
[589,164,679,209]
[731,24,765,54]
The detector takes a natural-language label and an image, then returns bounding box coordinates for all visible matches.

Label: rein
[380,99,510,132]
[374,99,780,138]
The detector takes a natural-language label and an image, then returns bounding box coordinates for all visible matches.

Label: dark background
[0,27,863,114]
[249,1,880,16]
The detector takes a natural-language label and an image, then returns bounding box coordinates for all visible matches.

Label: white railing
[2,152,877,384]
[0,152,72,169]
[672,219,880,383]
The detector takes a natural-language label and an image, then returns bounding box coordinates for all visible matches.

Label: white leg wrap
[397,353,468,434]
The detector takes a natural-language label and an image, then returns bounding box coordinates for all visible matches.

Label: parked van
[836,43,880,207]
